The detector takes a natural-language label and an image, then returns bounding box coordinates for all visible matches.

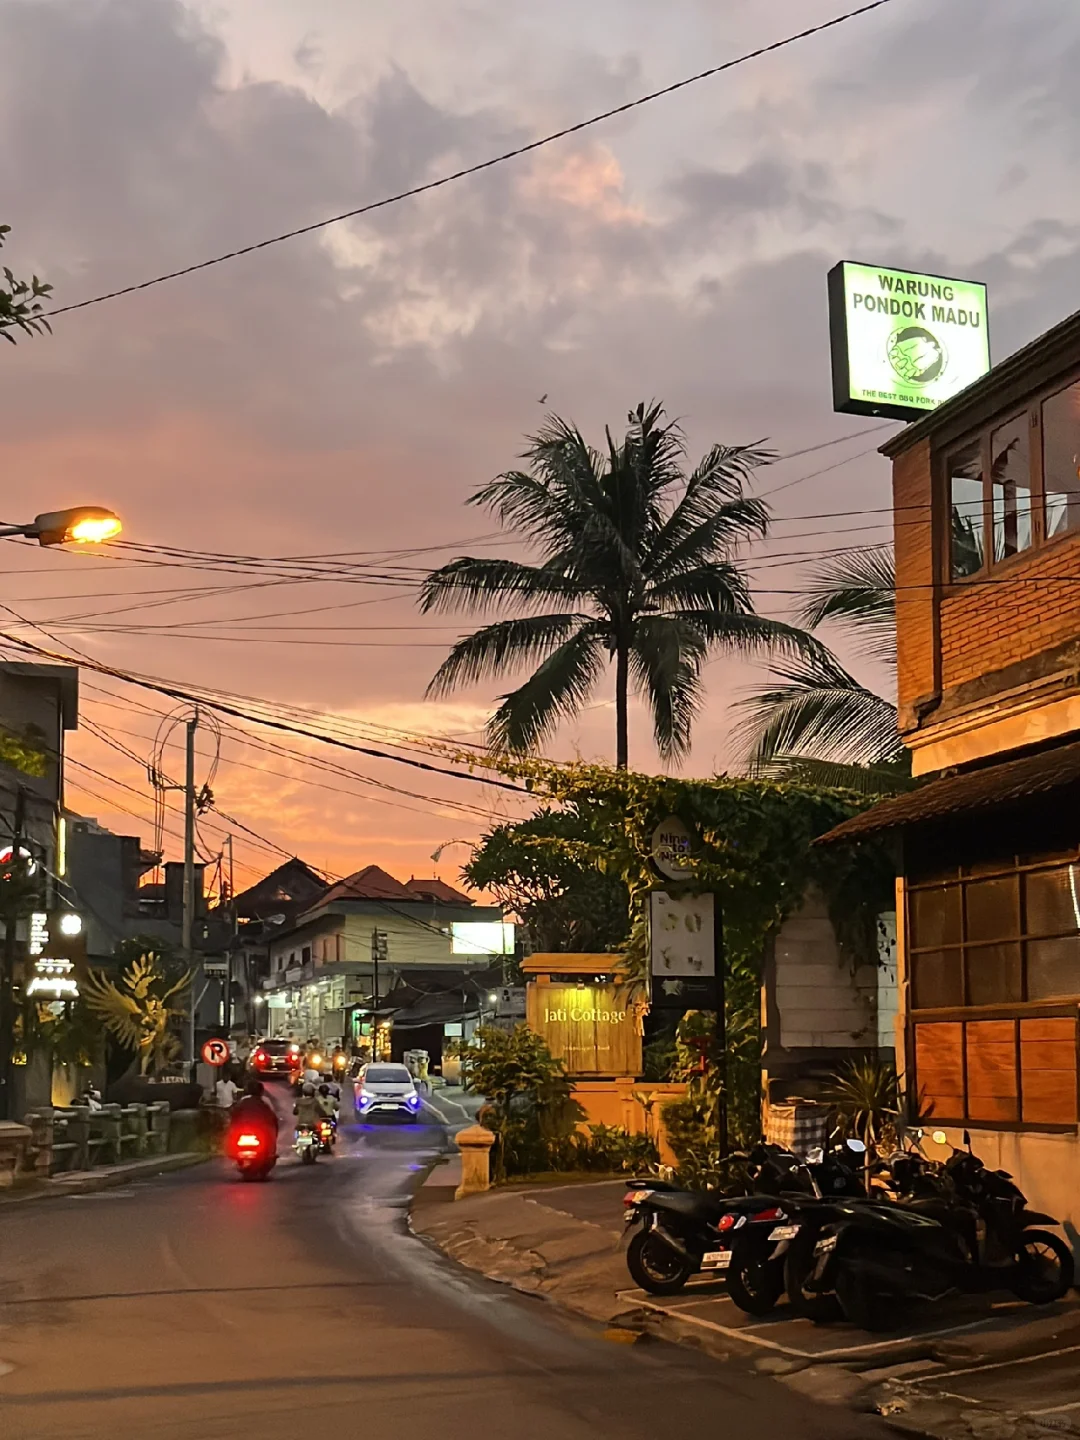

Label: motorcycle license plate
[815,1235,837,1255]
[769,1224,800,1241]
[702,1250,732,1270]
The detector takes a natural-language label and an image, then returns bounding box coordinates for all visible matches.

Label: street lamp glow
[28,507,123,546]
[67,512,122,544]
[58,913,83,936]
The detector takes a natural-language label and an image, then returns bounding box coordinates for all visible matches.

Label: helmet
[318,1084,329,1095]
[302,1083,315,1096]
[245,1079,264,1098]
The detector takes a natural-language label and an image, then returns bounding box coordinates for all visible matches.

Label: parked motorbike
[294,1126,319,1165]
[799,1131,1074,1331]
[621,1140,867,1313]
[227,1125,277,1182]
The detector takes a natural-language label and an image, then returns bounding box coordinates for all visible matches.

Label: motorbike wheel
[626,1229,696,1296]
[783,1235,842,1323]
[726,1250,784,1317]
[301,1147,317,1166]
[834,1256,902,1333]
[1012,1230,1074,1304]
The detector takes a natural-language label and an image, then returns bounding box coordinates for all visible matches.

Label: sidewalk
[0,1151,206,1206]
[412,1176,1080,1438]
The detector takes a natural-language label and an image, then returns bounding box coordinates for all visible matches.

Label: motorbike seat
[648,1191,727,1221]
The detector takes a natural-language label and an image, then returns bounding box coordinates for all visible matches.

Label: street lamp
[0,507,122,547]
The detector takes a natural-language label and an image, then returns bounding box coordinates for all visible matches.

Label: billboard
[450,921,516,956]
[828,261,990,421]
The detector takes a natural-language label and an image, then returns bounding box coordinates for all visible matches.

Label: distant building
[0,661,78,882]
[263,863,510,1057]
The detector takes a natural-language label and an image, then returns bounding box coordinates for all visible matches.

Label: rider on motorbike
[228,1079,279,1147]
[294,1082,320,1131]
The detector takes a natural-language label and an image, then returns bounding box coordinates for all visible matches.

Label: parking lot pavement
[417,1175,1080,1434]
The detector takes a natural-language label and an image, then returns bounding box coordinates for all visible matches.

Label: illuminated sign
[25,910,85,1000]
[526,983,641,1075]
[650,816,695,881]
[828,261,990,421]
[451,921,516,956]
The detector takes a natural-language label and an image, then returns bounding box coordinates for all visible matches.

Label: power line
[41,1,898,321]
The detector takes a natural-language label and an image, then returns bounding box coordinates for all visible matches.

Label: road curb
[0,1151,209,1206]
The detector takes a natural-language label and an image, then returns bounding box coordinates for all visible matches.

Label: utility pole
[0,786,26,1122]
[223,834,235,1036]
[183,713,198,1068]
[370,929,387,1061]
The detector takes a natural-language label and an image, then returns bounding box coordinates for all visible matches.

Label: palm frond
[645,561,751,614]
[754,755,916,796]
[796,545,896,666]
[630,616,706,761]
[425,614,590,697]
[670,610,834,667]
[736,651,903,768]
[646,442,774,572]
[418,557,585,617]
[487,626,606,753]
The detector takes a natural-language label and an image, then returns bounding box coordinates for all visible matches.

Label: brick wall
[892,437,936,717]
[940,530,1080,689]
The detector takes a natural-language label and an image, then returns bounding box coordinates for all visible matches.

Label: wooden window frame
[909,1007,1080,1134]
[940,364,1080,590]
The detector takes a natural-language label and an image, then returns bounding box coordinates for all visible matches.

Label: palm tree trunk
[615,640,629,769]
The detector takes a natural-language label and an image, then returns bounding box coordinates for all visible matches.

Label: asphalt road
[0,1090,884,1440]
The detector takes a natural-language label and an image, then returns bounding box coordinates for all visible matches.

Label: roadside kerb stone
[0,1151,207,1206]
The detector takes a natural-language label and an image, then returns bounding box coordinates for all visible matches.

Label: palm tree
[421,403,825,768]
[737,544,912,793]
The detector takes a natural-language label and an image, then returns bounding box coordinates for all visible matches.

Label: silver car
[356,1063,423,1122]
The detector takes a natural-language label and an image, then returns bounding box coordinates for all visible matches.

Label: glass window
[1025,865,1080,936]
[1027,936,1080,1000]
[965,875,1019,942]
[990,416,1033,561]
[1043,380,1080,540]
[949,442,984,579]
[912,950,963,1009]
[910,885,962,949]
[966,942,1022,1005]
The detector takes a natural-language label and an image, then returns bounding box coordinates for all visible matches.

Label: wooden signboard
[526,982,641,1076]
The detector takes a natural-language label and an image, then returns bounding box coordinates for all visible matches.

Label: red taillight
[237,1133,261,1149]
[253,1051,267,1065]
[754,1206,783,1223]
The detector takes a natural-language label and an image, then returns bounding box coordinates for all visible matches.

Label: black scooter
[802,1131,1074,1330]
[621,1141,865,1315]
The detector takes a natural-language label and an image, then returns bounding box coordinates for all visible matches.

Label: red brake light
[717,1213,737,1231]
[755,1207,782,1223]
[237,1133,261,1149]
[253,1051,266,1065]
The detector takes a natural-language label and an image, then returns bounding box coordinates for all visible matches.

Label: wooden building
[823,307,1080,1232]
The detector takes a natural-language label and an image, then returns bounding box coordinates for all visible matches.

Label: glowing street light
[0,506,122,548]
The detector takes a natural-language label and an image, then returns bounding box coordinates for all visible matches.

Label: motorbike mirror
[931,1130,948,1146]
[846,1138,867,1154]
[963,1128,972,1152]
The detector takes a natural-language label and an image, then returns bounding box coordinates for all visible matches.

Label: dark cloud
[0,0,1076,824]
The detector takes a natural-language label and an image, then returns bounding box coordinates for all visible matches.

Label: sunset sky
[0,0,1077,890]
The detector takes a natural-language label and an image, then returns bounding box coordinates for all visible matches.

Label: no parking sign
[201,1038,229,1067]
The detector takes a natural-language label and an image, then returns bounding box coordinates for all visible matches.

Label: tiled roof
[403,877,473,905]
[818,740,1080,845]
[320,865,415,902]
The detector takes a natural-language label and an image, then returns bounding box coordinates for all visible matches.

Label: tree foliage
[0,225,52,344]
[422,402,826,767]
[0,723,48,778]
[463,807,630,954]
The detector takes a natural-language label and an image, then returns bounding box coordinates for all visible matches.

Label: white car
[355,1063,423,1122]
